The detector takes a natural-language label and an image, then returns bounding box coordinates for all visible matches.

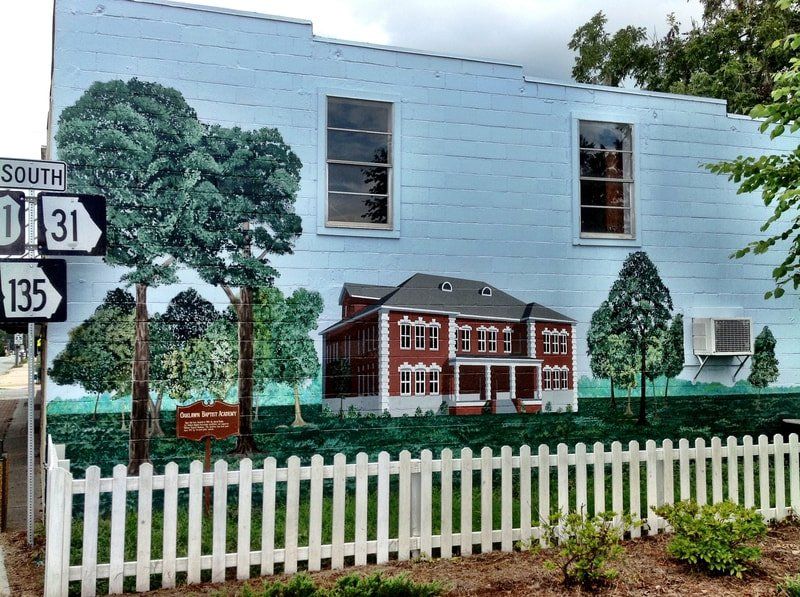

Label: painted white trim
[378,309,390,412]
[316,88,403,239]
[448,316,457,360]
[440,281,453,292]
[571,324,579,411]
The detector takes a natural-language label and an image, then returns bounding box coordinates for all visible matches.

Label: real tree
[708,10,800,299]
[55,78,221,473]
[606,251,674,425]
[749,325,780,391]
[569,2,800,114]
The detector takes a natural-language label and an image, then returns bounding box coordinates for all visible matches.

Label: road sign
[0,259,67,323]
[0,157,66,192]
[0,191,25,255]
[13,333,22,347]
[37,193,106,256]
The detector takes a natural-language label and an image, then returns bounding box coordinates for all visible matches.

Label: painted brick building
[322,274,576,415]
[45,0,800,413]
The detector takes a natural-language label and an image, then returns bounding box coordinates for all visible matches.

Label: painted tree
[607,251,674,425]
[661,314,685,399]
[162,318,238,404]
[708,9,800,299]
[749,326,780,391]
[49,289,134,420]
[55,78,221,473]
[149,289,223,436]
[645,334,664,398]
[267,288,324,427]
[587,300,618,408]
[606,334,638,416]
[185,125,303,453]
[569,3,800,114]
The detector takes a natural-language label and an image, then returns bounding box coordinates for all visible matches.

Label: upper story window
[429,325,439,350]
[543,332,552,355]
[460,327,471,352]
[400,322,411,350]
[477,329,487,352]
[415,324,426,350]
[579,120,634,239]
[560,331,568,354]
[487,329,498,352]
[503,329,512,353]
[326,97,393,229]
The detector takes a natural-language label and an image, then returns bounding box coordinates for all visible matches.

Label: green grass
[48,393,800,477]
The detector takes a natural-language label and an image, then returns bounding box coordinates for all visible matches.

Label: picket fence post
[44,465,72,597]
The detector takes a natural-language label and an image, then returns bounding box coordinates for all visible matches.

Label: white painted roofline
[523,76,728,106]
[128,0,312,26]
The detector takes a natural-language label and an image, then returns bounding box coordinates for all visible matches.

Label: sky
[0,0,704,161]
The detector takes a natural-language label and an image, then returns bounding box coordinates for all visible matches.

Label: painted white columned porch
[447,356,543,411]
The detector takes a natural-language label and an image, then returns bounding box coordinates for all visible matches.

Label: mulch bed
[139,521,800,596]
[4,521,800,595]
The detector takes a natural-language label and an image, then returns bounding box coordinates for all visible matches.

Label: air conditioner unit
[692,317,753,380]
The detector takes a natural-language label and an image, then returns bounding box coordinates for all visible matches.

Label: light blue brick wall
[48,0,800,399]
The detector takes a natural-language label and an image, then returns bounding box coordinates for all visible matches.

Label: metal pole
[26,191,36,546]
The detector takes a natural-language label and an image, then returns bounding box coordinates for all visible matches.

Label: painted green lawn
[48,393,800,477]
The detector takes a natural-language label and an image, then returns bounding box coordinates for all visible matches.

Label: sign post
[1,156,105,545]
[175,400,240,515]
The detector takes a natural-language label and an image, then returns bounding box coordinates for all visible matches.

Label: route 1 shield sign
[0,190,25,255]
[0,259,67,323]
[37,193,106,256]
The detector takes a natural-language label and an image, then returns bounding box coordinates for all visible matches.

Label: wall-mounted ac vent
[692,317,753,356]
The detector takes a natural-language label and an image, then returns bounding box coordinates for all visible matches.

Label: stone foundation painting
[43,0,800,476]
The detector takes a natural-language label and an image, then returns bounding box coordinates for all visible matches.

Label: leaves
[749,326,780,388]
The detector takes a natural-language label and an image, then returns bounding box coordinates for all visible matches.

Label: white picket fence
[44,432,800,596]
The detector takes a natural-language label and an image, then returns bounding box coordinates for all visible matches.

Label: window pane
[329,163,388,195]
[328,193,388,225]
[581,206,632,235]
[328,130,390,164]
[579,149,631,179]
[580,180,631,208]
[580,121,631,151]
[328,97,391,132]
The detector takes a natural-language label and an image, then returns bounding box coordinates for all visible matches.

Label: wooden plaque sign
[176,400,240,441]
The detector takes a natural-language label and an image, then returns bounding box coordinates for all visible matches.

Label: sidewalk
[0,358,41,533]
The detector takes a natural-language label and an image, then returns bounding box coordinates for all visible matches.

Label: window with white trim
[415,369,426,395]
[560,332,568,354]
[579,120,634,238]
[429,325,439,350]
[560,368,569,390]
[543,369,552,390]
[415,324,426,350]
[543,331,551,354]
[400,322,411,350]
[326,96,393,229]
[429,369,440,395]
[488,329,497,352]
[400,369,411,396]
[503,329,512,353]
[460,327,471,352]
[478,329,487,352]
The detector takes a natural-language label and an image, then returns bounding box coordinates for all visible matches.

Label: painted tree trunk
[625,389,633,416]
[148,392,164,437]
[637,346,648,426]
[610,378,616,408]
[129,282,151,474]
[664,377,670,402]
[291,383,306,427]
[233,286,257,454]
[93,393,100,421]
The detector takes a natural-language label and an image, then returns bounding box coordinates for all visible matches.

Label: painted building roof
[327,273,575,334]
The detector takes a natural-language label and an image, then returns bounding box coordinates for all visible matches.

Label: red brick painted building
[321,274,576,416]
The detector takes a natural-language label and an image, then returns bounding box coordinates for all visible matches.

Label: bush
[245,572,445,597]
[654,500,767,577]
[544,511,630,589]
[777,574,800,596]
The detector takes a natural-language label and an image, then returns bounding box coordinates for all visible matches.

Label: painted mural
[42,0,800,476]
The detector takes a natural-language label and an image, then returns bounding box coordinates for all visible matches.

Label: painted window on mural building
[579,120,634,238]
[326,97,392,228]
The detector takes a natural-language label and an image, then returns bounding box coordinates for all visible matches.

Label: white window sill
[573,234,641,248]
[317,225,401,239]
